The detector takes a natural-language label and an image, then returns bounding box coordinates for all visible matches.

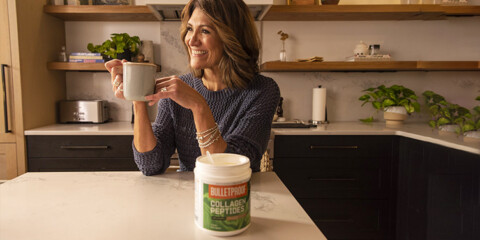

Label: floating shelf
[47,62,161,72]
[43,5,157,21]
[43,5,480,22]
[262,4,480,21]
[260,61,480,72]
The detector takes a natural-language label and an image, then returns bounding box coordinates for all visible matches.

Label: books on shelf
[70,52,101,56]
[68,52,104,63]
[346,54,392,62]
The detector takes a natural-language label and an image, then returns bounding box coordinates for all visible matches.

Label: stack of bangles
[196,123,220,148]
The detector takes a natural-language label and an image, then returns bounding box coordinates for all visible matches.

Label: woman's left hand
[145,75,208,113]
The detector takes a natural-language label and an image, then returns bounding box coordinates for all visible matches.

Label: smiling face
[184,9,224,72]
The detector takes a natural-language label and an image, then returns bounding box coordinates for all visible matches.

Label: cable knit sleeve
[224,76,280,172]
[132,99,176,176]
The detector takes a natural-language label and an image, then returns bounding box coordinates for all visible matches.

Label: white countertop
[0,172,326,240]
[24,121,480,155]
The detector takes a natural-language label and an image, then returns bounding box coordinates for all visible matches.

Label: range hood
[145,0,277,21]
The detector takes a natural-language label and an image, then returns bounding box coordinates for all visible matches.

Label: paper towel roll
[312,87,326,123]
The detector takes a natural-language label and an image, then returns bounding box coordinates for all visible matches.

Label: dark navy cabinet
[26,135,138,172]
[275,135,480,240]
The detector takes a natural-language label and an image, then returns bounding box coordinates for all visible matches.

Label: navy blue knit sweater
[132,73,280,176]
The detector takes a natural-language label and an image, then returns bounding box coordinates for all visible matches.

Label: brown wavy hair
[180,0,261,89]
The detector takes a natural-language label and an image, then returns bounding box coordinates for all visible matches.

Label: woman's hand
[145,75,208,114]
[105,59,128,99]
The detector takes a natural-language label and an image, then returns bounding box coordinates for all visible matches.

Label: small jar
[369,44,380,55]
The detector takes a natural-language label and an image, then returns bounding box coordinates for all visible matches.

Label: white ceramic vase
[383,106,408,125]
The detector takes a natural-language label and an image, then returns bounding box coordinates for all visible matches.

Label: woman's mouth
[192,50,207,56]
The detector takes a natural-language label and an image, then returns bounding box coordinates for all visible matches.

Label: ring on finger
[114,80,120,87]
[160,87,167,92]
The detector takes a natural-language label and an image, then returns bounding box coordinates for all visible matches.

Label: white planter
[383,106,408,125]
[463,131,480,142]
[437,124,460,136]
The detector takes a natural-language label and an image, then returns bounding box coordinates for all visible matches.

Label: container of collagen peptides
[194,153,251,236]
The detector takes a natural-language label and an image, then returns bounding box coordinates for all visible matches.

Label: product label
[202,181,250,231]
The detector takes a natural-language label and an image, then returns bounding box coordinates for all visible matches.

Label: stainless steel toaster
[59,100,109,123]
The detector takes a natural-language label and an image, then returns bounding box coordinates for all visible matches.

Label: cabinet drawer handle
[308,177,357,182]
[2,64,11,133]
[310,145,358,150]
[60,146,109,149]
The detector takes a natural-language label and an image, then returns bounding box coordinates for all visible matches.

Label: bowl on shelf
[321,0,340,4]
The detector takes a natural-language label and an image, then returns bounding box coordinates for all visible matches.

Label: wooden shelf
[43,5,480,22]
[260,61,480,72]
[43,5,157,21]
[47,62,161,72]
[262,4,480,21]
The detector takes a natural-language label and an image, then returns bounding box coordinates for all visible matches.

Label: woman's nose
[188,32,200,46]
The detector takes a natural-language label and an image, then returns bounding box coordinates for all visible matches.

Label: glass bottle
[280,41,287,62]
[58,46,67,62]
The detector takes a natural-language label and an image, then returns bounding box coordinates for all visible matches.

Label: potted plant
[359,84,420,125]
[422,90,470,133]
[460,96,480,140]
[87,33,140,61]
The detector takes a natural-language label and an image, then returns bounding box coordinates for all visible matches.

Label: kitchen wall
[65,4,480,123]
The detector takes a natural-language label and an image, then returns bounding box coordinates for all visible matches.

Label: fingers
[114,82,125,99]
[105,59,122,73]
[112,75,123,91]
[111,66,123,83]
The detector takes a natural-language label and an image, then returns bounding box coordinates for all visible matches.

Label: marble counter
[25,121,479,155]
[0,172,326,240]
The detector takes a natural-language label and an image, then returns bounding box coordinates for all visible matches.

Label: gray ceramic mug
[123,62,157,101]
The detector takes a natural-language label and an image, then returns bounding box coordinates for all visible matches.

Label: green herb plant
[87,33,140,59]
[358,84,420,122]
[459,96,480,134]
[422,90,470,132]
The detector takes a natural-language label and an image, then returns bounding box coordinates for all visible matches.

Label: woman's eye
[186,26,192,31]
[202,29,210,34]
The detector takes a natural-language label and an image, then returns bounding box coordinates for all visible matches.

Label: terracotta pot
[383,106,407,125]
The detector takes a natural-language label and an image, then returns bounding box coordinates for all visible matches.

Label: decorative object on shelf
[93,0,132,5]
[277,30,289,62]
[353,41,369,57]
[401,0,420,4]
[441,0,468,5]
[287,0,319,5]
[296,56,323,62]
[369,44,380,55]
[359,85,420,125]
[422,90,470,133]
[58,46,67,62]
[320,0,340,5]
[138,40,154,63]
[51,0,65,5]
[346,54,392,62]
[87,33,140,61]
[422,0,442,4]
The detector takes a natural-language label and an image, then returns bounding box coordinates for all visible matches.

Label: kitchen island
[0,171,326,240]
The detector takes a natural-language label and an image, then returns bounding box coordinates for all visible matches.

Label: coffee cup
[122,62,156,101]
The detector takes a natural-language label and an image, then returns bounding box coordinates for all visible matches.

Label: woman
[105,0,280,176]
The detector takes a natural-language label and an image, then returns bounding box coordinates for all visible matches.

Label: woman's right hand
[105,59,127,99]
